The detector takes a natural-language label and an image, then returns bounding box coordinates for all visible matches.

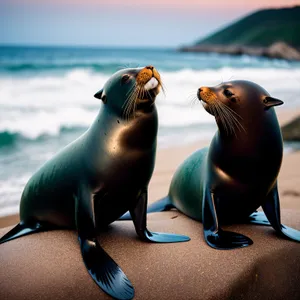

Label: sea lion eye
[121,74,131,85]
[102,95,107,104]
[224,89,234,98]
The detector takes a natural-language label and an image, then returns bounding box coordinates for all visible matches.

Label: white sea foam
[0,174,31,217]
[0,67,299,138]
[0,107,96,139]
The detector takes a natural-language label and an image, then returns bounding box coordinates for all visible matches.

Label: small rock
[281,116,300,141]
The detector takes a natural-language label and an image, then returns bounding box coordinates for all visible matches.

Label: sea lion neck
[90,106,158,152]
[212,109,283,183]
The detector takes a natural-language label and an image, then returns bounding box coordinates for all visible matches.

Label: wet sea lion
[0,66,190,300]
[120,80,300,249]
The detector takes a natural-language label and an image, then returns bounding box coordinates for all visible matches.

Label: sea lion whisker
[123,93,136,120]
[216,101,241,131]
[218,102,246,133]
[212,103,227,134]
[215,102,238,136]
[145,88,154,102]
[123,87,139,120]
[159,81,166,96]
[213,102,230,135]
[190,96,199,107]
[123,83,137,108]
[126,86,138,108]
[187,92,199,106]
[222,107,243,136]
[124,89,139,120]
[132,85,144,113]
[218,102,237,136]
[117,65,127,71]
[219,102,243,119]
[124,83,138,107]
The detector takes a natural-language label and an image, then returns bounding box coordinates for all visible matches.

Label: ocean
[0,45,300,217]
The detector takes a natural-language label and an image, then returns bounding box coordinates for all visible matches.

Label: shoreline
[178,42,300,61]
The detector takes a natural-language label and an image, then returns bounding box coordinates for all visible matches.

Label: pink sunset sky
[1,0,299,46]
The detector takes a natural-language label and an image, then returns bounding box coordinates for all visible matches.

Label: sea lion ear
[263,96,284,108]
[94,89,103,100]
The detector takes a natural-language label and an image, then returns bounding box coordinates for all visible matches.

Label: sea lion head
[94,66,161,119]
[197,80,283,135]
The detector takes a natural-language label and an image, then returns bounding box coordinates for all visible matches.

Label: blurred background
[0,0,300,216]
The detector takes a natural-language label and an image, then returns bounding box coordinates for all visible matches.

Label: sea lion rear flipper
[262,185,300,242]
[76,187,134,300]
[118,196,174,220]
[0,221,54,244]
[203,191,253,249]
[248,211,271,226]
[147,196,175,213]
[129,188,190,243]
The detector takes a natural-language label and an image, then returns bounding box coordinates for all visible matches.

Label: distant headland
[179,6,300,61]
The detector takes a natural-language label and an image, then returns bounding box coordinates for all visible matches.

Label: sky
[1,0,300,47]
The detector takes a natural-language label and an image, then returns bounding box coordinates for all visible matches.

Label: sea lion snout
[136,66,161,86]
[134,66,161,103]
[198,87,215,103]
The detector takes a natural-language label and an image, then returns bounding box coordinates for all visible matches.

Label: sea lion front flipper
[130,188,190,243]
[76,187,134,300]
[248,211,271,226]
[262,185,300,242]
[0,221,55,244]
[203,191,253,249]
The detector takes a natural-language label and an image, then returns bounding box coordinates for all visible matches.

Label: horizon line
[0,43,178,50]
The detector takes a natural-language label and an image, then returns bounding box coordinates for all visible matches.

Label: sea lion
[0,66,190,300]
[120,80,300,249]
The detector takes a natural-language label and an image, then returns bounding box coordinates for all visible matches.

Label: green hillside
[196,6,300,48]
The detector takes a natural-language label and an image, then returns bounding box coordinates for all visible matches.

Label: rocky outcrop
[282,116,300,141]
[179,42,300,61]
[265,42,300,60]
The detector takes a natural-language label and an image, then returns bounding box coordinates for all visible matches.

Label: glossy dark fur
[121,80,300,249]
[0,67,189,300]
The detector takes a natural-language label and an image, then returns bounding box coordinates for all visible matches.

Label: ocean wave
[0,126,89,148]
[1,67,299,107]
[0,131,19,147]
[0,106,94,140]
[0,62,125,74]
[0,66,299,143]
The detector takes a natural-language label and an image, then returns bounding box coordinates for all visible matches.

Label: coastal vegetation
[180,6,300,60]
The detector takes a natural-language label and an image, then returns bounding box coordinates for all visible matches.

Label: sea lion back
[169,147,209,221]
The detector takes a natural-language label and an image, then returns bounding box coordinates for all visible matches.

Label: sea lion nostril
[197,89,202,100]
[146,65,154,70]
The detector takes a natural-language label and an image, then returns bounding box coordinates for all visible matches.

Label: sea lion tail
[0,222,51,244]
[118,196,174,221]
[147,196,174,213]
